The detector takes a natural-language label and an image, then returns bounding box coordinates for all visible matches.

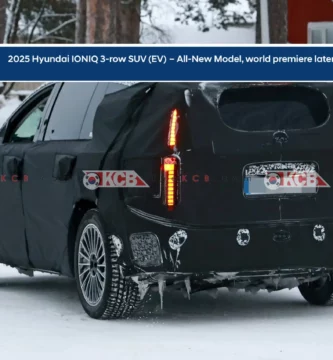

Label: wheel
[74,209,143,319]
[299,275,333,306]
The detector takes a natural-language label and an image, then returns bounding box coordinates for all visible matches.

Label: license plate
[243,162,320,197]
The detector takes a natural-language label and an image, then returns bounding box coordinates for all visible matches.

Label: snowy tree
[0,0,76,44]
[140,0,171,43]
[4,0,22,43]
[83,0,257,44]
[1,0,262,45]
[173,0,256,32]
[20,0,76,43]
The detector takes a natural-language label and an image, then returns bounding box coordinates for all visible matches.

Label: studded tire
[74,209,143,319]
[299,275,333,306]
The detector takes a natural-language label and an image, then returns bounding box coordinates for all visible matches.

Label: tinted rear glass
[45,82,98,140]
[219,86,329,131]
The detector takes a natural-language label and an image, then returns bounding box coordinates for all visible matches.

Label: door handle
[3,156,23,179]
[53,154,76,181]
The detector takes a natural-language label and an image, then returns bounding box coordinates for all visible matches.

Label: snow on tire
[74,209,143,319]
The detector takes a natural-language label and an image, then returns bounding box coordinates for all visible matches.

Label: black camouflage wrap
[1,82,333,277]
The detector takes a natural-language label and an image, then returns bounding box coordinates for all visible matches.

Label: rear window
[219,85,329,131]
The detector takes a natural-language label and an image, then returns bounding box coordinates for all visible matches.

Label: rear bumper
[120,208,333,276]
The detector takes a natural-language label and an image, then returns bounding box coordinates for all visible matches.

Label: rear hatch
[178,82,333,226]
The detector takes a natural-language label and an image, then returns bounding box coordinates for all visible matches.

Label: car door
[22,82,107,275]
[0,83,56,267]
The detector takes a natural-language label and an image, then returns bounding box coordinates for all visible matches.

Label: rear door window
[44,82,98,140]
[79,82,127,140]
[219,85,329,131]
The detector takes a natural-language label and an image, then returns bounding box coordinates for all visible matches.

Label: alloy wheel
[78,224,106,306]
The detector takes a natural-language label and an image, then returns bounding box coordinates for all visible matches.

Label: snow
[11,89,34,96]
[0,97,22,127]
[1,263,332,360]
[171,26,255,44]
[143,0,255,44]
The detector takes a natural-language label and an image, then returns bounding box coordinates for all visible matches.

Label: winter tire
[299,275,333,306]
[74,209,143,319]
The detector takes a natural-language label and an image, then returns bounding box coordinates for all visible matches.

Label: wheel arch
[67,199,97,276]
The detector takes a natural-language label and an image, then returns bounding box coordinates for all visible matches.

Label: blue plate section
[244,177,250,195]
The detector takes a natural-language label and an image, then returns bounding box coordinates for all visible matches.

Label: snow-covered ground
[0,263,331,360]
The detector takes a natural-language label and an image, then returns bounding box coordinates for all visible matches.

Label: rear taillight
[164,109,181,210]
[163,156,179,210]
[168,109,179,149]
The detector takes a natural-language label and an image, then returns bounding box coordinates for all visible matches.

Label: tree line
[0,0,287,45]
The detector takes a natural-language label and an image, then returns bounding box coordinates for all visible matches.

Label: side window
[44,82,98,141]
[79,82,127,140]
[6,94,50,143]
[105,82,127,95]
